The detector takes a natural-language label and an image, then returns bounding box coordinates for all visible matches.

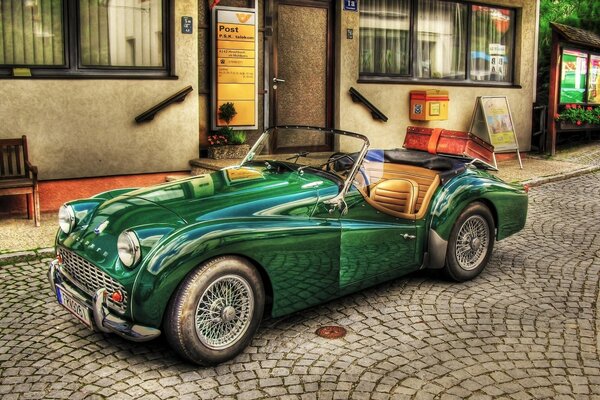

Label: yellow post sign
[212,6,258,129]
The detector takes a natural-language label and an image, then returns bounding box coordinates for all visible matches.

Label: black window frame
[358,0,519,87]
[0,0,176,79]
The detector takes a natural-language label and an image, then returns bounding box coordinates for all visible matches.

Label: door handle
[273,77,285,83]
[402,233,416,240]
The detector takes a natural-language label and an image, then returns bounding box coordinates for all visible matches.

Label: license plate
[56,286,93,329]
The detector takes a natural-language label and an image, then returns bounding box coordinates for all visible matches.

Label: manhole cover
[315,325,347,339]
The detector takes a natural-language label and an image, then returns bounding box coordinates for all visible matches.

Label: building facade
[0,0,538,211]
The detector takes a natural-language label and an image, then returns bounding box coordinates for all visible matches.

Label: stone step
[189,158,242,176]
[189,153,334,176]
[165,174,192,182]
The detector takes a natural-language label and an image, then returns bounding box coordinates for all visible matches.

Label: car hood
[124,166,332,223]
[59,167,334,270]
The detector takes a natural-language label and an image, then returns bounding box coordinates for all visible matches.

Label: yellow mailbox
[410,89,449,121]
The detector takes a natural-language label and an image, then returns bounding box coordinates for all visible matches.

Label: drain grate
[315,325,347,339]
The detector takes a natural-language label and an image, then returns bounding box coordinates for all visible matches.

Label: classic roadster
[48,126,528,365]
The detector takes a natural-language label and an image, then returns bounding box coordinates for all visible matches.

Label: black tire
[164,256,265,365]
[444,202,495,282]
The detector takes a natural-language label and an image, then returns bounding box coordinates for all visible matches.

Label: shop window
[0,0,171,77]
[359,0,516,85]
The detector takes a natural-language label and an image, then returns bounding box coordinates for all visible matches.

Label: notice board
[469,96,522,168]
[211,6,258,130]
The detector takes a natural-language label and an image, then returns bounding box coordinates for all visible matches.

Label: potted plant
[207,102,250,159]
[554,104,600,129]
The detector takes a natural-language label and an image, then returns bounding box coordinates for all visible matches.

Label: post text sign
[211,6,258,130]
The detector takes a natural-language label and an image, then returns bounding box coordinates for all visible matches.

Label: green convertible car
[48,126,528,365]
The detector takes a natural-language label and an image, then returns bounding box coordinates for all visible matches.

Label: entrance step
[189,153,333,176]
[165,174,192,182]
[189,158,243,176]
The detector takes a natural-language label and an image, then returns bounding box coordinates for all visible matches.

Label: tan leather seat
[370,178,419,214]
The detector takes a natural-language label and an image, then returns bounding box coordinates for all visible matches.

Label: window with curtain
[470,5,514,82]
[0,0,64,65]
[80,0,164,67]
[417,0,466,79]
[0,0,170,76]
[359,0,516,85]
[359,0,410,76]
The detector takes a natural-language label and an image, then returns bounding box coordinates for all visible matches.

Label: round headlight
[117,230,141,268]
[58,204,75,234]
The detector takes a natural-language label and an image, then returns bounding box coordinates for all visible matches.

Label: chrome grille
[58,248,128,313]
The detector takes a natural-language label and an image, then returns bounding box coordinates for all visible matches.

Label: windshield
[240,126,369,192]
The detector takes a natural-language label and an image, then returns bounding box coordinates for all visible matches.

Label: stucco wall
[0,0,199,180]
[336,0,537,152]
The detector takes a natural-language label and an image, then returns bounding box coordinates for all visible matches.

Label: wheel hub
[470,237,481,251]
[221,306,236,322]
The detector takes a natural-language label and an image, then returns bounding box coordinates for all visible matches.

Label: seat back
[0,136,29,180]
[370,178,419,214]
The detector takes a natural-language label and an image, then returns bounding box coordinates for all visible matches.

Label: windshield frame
[239,126,370,204]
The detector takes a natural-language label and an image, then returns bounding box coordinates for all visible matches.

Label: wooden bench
[0,136,40,226]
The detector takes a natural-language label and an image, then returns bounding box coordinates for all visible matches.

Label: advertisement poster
[470,96,521,168]
[560,49,588,104]
[212,6,258,129]
[481,97,517,150]
[588,55,600,104]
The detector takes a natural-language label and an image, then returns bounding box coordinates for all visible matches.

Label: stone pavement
[1,172,599,399]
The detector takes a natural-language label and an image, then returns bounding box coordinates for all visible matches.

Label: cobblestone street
[1,172,599,399]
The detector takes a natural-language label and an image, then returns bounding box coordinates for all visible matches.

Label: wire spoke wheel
[454,215,489,271]
[194,275,254,350]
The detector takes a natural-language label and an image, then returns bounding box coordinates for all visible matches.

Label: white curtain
[80,0,163,67]
[0,0,64,65]
[416,0,466,79]
[359,0,410,75]
[470,5,513,82]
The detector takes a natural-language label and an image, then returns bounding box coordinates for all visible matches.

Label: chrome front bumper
[48,259,161,342]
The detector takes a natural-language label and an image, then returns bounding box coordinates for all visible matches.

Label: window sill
[357,77,521,89]
[0,68,178,80]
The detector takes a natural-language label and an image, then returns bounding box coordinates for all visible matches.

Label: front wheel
[164,256,265,365]
[444,202,495,282]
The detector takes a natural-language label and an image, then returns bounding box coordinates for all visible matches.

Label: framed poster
[559,49,588,104]
[588,55,600,104]
[469,96,522,169]
[211,6,258,130]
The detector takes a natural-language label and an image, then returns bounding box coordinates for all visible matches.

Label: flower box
[558,121,597,130]
[207,144,250,160]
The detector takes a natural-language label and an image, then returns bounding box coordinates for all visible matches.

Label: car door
[337,188,423,294]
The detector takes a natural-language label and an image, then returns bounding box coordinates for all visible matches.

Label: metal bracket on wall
[349,87,388,122]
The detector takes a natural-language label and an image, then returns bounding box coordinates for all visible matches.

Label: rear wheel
[444,202,495,281]
[164,256,265,365]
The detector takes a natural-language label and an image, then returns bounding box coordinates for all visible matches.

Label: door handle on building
[273,77,285,83]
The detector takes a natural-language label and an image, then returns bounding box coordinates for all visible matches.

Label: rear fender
[425,170,527,268]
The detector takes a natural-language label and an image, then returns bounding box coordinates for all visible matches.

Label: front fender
[130,216,340,327]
